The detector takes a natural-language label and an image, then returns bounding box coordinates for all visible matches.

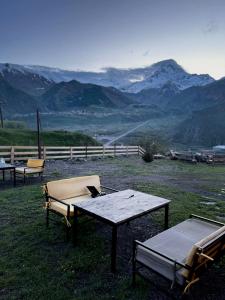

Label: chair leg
[23,174,26,184]
[66,225,70,242]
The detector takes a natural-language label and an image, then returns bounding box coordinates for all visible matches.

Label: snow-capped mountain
[0,59,215,93]
[0,63,52,96]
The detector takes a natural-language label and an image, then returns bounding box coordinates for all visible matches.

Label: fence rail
[0,145,145,163]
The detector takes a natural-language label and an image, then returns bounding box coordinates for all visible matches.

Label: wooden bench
[44,175,118,240]
[132,215,225,295]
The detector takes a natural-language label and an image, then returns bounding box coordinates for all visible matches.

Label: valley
[0,59,225,149]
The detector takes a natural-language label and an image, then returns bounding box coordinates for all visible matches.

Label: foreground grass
[0,185,148,300]
[1,159,225,299]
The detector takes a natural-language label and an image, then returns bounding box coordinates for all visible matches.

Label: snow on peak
[0,60,215,93]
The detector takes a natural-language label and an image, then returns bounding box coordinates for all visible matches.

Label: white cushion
[16,167,43,174]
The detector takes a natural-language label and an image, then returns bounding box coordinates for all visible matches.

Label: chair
[44,175,118,240]
[15,159,45,183]
[132,214,225,295]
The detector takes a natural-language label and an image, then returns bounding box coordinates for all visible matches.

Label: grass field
[1,158,225,299]
[0,128,99,146]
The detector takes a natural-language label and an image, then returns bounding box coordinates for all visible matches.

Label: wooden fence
[0,145,145,163]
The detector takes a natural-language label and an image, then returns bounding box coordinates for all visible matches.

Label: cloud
[143,49,151,57]
[203,20,218,34]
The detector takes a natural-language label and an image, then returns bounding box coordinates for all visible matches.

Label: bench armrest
[190,214,225,226]
[134,240,191,270]
[47,195,70,208]
[101,185,119,192]
[47,195,71,217]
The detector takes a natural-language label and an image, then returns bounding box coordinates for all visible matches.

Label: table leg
[111,225,118,273]
[73,206,78,246]
[164,204,169,230]
[2,170,5,181]
[13,169,16,187]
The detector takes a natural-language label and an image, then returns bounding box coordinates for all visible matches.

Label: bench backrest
[183,225,225,278]
[27,159,45,168]
[46,175,101,200]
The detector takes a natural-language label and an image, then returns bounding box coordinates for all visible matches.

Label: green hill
[0,129,99,146]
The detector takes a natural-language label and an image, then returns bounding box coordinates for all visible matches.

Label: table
[0,163,16,186]
[73,189,170,272]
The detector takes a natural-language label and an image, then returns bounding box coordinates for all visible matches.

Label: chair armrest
[101,185,119,192]
[47,195,70,208]
[190,214,225,226]
[134,240,191,270]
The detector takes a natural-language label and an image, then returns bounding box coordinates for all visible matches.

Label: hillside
[173,102,225,146]
[0,128,99,146]
[128,82,180,105]
[0,75,38,115]
[0,63,53,96]
[41,80,133,111]
[166,78,225,115]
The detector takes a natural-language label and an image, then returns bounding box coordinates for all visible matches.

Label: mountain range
[0,59,214,93]
[0,59,225,147]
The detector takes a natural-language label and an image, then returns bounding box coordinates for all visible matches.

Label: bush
[142,151,154,162]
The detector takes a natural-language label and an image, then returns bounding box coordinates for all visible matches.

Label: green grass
[0,185,148,300]
[1,159,225,299]
[0,128,99,146]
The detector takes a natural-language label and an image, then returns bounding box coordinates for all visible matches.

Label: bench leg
[66,225,70,242]
[46,208,49,228]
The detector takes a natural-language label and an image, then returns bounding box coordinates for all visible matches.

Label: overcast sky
[0,0,225,78]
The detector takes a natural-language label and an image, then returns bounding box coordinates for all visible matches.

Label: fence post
[114,144,116,157]
[85,145,88,159]
[126,146,128,157]
[103,146,105,158]
[138,145,140,156]
[70,147,73,159]
[11,146,14,164]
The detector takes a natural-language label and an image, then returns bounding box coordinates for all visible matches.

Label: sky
[0,0,225,79]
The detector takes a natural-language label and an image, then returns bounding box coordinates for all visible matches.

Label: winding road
[104,120,150,146]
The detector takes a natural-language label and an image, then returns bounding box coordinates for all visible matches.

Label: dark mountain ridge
[41,80,133,111]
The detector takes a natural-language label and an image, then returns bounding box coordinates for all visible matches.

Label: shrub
[142,151,154,162]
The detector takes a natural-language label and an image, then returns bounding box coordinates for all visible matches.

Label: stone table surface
[74,189,171,224]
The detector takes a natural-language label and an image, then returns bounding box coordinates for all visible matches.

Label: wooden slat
[45,146,71,149]
[87,146,104,149]
[45,151,71,155]
[14,146,38,149]
[0,146,11,150]
[14,151,39,155]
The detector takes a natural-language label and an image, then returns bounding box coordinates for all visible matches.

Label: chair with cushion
[132,214,225,295]
[44,175,118,240]
[15,159,45,183]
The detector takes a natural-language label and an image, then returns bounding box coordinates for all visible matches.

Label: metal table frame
[72,193,170,273]
[0,163,16,187]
